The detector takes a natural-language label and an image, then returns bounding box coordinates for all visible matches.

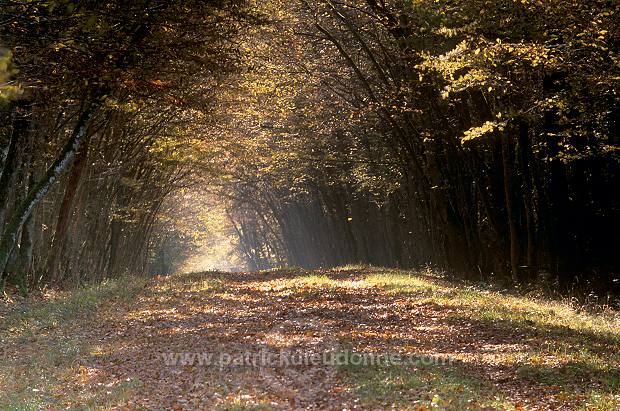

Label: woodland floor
[1,267,620,410]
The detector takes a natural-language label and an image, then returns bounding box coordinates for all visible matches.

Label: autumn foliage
[0,0,619,293]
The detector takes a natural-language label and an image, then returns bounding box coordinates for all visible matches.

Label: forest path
[2,268,619,410]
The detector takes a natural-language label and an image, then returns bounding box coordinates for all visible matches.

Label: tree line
[0,0,255,292]
[215,0,619,292]
[1,0,618,294]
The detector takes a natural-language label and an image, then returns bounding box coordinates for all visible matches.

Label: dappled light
[3,268,620,409]
[1,0,619,409]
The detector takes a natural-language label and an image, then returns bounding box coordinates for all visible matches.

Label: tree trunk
[46,137,91,283]
[0,101,97,278]
[0,106,29,229]
[16,202,35,292]
[518,121,537,280]
[501,131,520,284]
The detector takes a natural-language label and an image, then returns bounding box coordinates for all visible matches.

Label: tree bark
[518,121,537,278]
[501,130,520,284]
[0,106,29,229]
[46,137,91,283]
[0,101,97,278]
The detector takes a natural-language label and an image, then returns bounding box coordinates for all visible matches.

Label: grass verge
[340,268,620,410]
[0,276,146,410]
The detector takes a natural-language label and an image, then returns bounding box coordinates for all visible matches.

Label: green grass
[341,360,513,410]
[349,268,620,410]
[0,276,146,410]
[3,268,619,409]
[365,269,438,294]
[362,269,620,342]
[337,263,373,271]
[1,276,146,341]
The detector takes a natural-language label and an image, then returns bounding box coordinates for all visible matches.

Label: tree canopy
[0,0,618,294]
